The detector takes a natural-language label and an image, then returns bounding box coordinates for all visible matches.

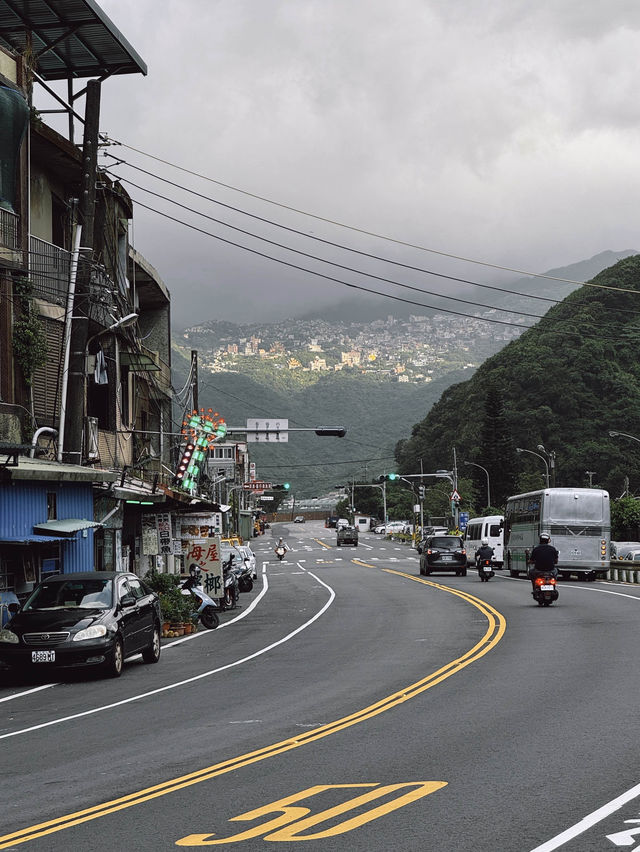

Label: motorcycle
[219,555,240,611]
[476,556,495,582]
[531,573,559,607]
[274,545,287,561]
[236,558,254,593]
[180,568,220,629]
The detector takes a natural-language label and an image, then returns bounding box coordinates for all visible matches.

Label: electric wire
[104,155,560,306]
[125,196,535,330]
[105,169,549,321]
[102,136,640,295]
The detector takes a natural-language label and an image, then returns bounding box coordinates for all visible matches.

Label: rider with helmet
[528,533,559,588]
[475,538,495,579]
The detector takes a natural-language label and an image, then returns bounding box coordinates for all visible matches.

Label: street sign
[260,495,274,501]
[450,489,460,501]
[246,418,289,442]
[459,512,469,530]
[244,481,273,491]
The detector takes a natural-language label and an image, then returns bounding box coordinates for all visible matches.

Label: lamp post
[464,461,491,509]
[516,447,549,488]
[537,444,556,487]
[609,430,640,445]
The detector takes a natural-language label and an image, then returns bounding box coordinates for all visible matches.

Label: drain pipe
[30,427,58,458]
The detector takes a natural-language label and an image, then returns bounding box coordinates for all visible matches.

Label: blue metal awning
[0,534,68,544]
[33,519,101,536]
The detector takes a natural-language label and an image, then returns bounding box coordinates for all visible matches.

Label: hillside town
[179,311,526,384]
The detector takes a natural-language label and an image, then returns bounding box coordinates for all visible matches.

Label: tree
[611,497,640,540]
[476,383,517,508]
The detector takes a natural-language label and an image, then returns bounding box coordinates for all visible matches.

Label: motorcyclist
[274,536,289,556]
[528,533,559,589]
[475,538,494,578]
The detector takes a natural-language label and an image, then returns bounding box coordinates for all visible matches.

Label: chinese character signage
[185,536,223,598]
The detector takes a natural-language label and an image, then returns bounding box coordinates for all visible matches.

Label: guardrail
[608,562,640,583]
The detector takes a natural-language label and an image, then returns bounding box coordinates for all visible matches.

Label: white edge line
[0,563,335,741]
[0,682,57,703]
[528,781,640,851]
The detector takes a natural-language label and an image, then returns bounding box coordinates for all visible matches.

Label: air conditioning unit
[85,417,99,460]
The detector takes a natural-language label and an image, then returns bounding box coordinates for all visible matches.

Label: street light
[516,447,549,488]
[609,430,640,445]
[537,444,556,487]
[463,461,491,508]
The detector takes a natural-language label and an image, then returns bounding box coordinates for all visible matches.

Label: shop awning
[0,534,68,544]
[33,519,102,536]
[120,351,160,371]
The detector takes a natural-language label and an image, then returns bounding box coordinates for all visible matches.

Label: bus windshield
[545,491,607,524]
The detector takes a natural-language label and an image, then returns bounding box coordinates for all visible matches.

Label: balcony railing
[0,208,19,251]
[29,236,70,306]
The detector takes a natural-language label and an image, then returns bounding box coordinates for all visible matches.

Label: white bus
[504,488,610,580]
[464,515,504,567]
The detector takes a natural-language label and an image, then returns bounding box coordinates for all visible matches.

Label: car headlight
[0,628,19,644]
[73,624,108,642]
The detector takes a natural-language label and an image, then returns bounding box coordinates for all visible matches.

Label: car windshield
[24,578,114,611]
[431,537,462,549]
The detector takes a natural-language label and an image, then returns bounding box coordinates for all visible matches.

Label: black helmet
[539,533,550,542]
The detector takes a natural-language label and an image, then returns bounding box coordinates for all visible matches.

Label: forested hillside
[171,347,471,496]
[395,255,640,507]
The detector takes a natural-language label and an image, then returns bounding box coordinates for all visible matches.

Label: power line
[102,136,640,295]
[104,154,559,306]
[125,196,535,330]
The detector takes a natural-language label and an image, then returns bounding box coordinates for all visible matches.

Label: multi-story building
[0,2,212,599]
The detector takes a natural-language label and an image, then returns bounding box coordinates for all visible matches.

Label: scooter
[180,568,220,629]
[236,558,254,593]
[219,556,240,611]
[476,556,495,582]
[274,545,286,561]
[531,573,559,607]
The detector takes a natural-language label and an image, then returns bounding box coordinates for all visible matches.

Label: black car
[419,535,467,576]
[0,571,162,678]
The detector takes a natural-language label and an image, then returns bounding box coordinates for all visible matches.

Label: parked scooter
[236,558,254,593]
[219,555,240,610]
[532,573,559,607]
[180,567,220,629]
[476,556,495,582]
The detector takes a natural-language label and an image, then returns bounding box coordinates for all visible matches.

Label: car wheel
[461,568,467,576]
[142,624,161,664]
[106,636,124,678]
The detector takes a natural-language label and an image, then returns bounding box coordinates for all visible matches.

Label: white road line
[0,683,57,703]
[0,566,335,741]
[529,782,640,851]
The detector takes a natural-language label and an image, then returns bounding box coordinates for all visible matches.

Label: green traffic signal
[388,473,398,480]
[283,482,290,490]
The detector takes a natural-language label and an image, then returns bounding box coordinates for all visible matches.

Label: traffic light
[314,427,347,437]
[418,485,425,498]
[273,483,291,490]
[377,473,398,482]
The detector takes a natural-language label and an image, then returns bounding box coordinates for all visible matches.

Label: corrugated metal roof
[0,0,147,80]
[33,518,101,535]
[2,456,119,483]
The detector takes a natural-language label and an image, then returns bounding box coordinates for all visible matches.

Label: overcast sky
[42,0,640,328]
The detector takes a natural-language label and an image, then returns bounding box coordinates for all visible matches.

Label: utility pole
[63,79,101,464]
[191,350,199,411]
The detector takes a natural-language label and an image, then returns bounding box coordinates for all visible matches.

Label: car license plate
[31,650,55,663]
[441,555,451,561]
[540,585,555,592]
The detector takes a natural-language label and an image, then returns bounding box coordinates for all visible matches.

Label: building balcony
[29,236,70,305]
[0,208,21,264]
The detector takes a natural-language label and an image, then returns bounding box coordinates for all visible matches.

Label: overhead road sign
[244,481,273,491]
[246,419,288,443]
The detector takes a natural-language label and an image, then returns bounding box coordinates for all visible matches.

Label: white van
[354,515,373,534]
[464,515,504,567]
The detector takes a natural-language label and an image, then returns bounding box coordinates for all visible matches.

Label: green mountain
[171,345,470,497]
[395,254,640,508]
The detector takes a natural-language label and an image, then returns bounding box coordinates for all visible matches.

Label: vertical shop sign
[156,513,173,555]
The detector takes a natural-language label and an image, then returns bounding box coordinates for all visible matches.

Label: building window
[47,492,57,520]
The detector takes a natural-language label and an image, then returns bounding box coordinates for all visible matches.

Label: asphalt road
[2,521,640,851]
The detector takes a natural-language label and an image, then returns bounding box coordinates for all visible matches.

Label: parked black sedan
[419,535,467,576]
[0,571,162,677]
